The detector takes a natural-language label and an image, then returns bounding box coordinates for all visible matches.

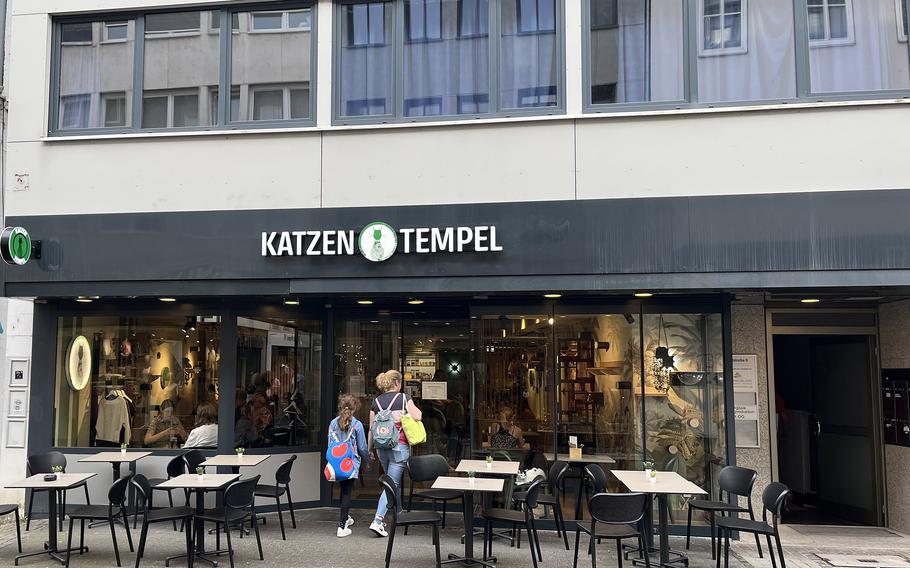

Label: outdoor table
[612,470,707,568]
[434,476,504,568]
[556,452,617,520]
[79,451,151,524]
[156,473,239,567]
[456,459,520,544]
[6,472,97,565]
[200,454,269,475]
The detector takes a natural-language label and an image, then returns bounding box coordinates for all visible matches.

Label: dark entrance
[773,335,878,525]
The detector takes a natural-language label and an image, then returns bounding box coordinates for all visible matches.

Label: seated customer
[183,402,218,448]
[144,399,187,448]
[489,406,529,450]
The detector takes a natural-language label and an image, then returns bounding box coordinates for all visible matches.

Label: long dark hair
[337,394,360,432]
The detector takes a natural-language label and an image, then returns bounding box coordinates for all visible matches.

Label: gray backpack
[371,393,402,449]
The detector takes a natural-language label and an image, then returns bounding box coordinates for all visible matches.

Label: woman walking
[327,394,370,537]
[368,370,422,537]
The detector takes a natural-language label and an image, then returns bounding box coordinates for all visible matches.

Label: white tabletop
[456,460,520,475]
[156,473,239,490]
[79,451,152,464]
[611,470,707,495]
[433,476,505,493]
[201,454,269,467]
[557,453,617,465]
[6,472,97,489]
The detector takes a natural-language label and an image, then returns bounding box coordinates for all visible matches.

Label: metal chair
[717,482,790,568]
[0,505,22,553]
[197,476,264,568]
[63,474,134,567]
[483,477,545,568]
[573,492,651,568]
[253,454,297,540]
[26,451,91,531]
[514,460,571,550]
[144,454,187,531]
[404,454,462,532]
[131,474,195,568]
[182,449,205,473]
[379,474,442,568]
[686,465,763,560]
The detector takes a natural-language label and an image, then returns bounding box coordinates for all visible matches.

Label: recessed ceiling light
[547,317,555,325]
[159,297,176,303]
[357,300,373,305]
[634,292,654,298]
[408,299,424,305]
[75,296,92,303]
[370,320,380,324]
[801,298,821,304]
[543,293,562,299]
[287,320,296,324]
[283,298,300,306]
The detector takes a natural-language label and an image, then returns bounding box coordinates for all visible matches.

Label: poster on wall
[422,381,447,400]
[733,354,761,448]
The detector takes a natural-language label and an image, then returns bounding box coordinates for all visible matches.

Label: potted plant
[235,447,245,460]
[485,455,493,469]
[643,460,654,478]
[649,469,658,482]
[196,466,205,481]
[467,470,476,487]
[120,443,128,455]
[51,465,64,475]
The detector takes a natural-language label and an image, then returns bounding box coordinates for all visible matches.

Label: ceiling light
[408,299,424,305]
[357,300,373,305]
[75,296,93,303]
[287,320,296,324]
[159,297,176,303]
[543,293,562,299]
[548,317,555,325]
[370,320,380,324]
[800,298,821,304]
[634,292,654,298]
[283,298,300,306]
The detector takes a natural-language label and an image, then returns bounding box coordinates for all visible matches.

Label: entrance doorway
[773,334,879,525]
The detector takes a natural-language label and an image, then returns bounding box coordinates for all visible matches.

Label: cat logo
[358,222,398,262]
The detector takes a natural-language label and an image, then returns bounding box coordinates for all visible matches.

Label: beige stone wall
[732,304,773,510]
[879,299,910,533]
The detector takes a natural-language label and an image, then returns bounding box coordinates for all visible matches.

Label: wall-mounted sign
[1,226,31,265]
[65,335,92,391]
[733,354,760,448]
[262,223,503,262]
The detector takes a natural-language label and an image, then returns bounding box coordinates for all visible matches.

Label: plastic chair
[717,482,790,568]
[686,465,763,560]
[405,454,462,532]
[197,476,264,568]
[26,452,91,531]
[573,492,651,568]
[483,477,545,568]
[379,474,442,568]
[131,474,195,568]
[63,474,134,567]
[144,454,187,531]
[0,505,21,553]
[514,460,571,550]
[254,454,298,539]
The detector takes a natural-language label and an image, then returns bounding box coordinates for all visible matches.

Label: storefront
[6,189,910,530]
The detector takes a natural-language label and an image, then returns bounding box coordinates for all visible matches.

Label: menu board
[733,354,760,448]
[882,369,910,447]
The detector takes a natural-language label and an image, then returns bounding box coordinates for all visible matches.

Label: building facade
[3,0,910,534]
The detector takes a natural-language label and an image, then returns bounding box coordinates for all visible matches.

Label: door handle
[813,416,822,437]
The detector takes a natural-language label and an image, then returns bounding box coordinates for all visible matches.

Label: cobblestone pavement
[0,508,908,567]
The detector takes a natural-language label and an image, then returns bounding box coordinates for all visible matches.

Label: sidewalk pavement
[1,507,909,567]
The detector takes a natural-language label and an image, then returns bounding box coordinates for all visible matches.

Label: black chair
[144,454,187,531]
[583,464,608,517]
[131,473,195,568]
[686,465,763,560]
[182,449,205,473]
[253,454,297,540]
[483,477,545,568]
[197,476,264,568]
[717,482,790,568]
[26,452,91,531]
[379,474,442,568]
[573,492,651,568]
[514,460,571,550]
[404,454,462,532]
[0,504,22,553]
[63,474,134,567]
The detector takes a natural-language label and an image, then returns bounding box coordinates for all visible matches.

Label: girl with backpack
[325,394,370,538]
[368,370,423,537]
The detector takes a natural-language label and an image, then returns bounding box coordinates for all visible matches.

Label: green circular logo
[2,227,31,266]
[358,222,398,262]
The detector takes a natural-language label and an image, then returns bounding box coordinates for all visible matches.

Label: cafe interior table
[155,473,239,567]
[555,452,617,519]
[6,472,97,565]
[200,454,269,475]
[434,476,505,568]
[611,470,707,568]
[79,451,151,525]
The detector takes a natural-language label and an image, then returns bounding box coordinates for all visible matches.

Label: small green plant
[120,443,127,451]
[196,467,205,476]
[649,469,658,479]
[486,455,493,464]
[51,466,63,474]
[642,460,654,471]
[235,447,245,455]
[467,470,476,479]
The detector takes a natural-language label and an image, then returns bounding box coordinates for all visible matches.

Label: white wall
[0,299,34,506]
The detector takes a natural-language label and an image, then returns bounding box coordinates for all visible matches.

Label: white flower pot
[644,469,652,478]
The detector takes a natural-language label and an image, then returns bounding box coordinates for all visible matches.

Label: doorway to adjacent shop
[768,310,883,526]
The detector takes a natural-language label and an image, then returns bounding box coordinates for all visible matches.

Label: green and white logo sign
[358,222,398,262]
[1,227,31,266]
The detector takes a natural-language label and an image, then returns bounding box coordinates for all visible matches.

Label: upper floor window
[458,0,489,36]
[700,0,746,55]
[51,3,316,135]
[898,0,908,41]
[517,0,555,33]
[807,0,853,45]
[406,0,442,42]
[590,0,617,29]
[347,2,388,46]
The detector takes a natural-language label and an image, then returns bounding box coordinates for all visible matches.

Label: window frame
[102,21,130,44]
[248,83,312,121]
[806,0,855,48]
[332,0,567,125]
[897,0,908,42]
[249,9,313,33]
[697,0,748,57]
[405,0,443,43]
[48,2,318,137]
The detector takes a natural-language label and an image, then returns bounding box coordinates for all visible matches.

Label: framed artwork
[6,419,26,448]
[9,358,29,388]
[7,389,27,418]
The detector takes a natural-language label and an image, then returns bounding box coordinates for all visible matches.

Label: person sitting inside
[144,399,187,448]
[489,406,529,449]
[183,402,218,448]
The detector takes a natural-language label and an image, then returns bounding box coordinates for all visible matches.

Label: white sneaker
[337,526,352,538]
[369,520,388,538]
[345,516,355,529]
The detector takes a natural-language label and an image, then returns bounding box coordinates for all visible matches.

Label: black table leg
[15,488,88,566]
[441,490,495,568]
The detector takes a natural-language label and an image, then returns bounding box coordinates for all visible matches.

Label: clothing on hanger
[96,395,131,444]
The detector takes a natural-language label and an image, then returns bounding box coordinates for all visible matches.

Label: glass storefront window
[236,317,323,448]
[54,316,221,449]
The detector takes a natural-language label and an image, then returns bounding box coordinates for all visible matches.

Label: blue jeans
[374,443,410,521]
